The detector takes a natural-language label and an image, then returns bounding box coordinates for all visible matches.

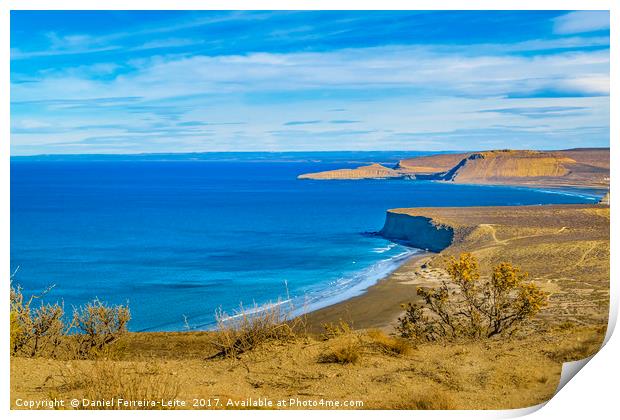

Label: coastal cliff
[380,211,454,252]
[297,148,610,188]
[396,153,468,175]
[310,203,609,340]
[435,150,573,182]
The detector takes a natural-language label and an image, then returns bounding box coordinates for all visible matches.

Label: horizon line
[9,146,611,159]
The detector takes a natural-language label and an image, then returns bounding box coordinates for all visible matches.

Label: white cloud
[10,12,278,61]
[12,119,52,130]
[10,44,610,154]
[553,11,610,35]
[11,46,610,103]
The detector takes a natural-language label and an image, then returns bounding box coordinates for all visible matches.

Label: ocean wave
[371,243,397,253]
[189,247,421,331]
[216,299,293,323]
[509,185,603,200]
[289,247,421,317]
[536,190,599,200]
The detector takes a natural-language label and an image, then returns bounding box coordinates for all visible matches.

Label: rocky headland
[298,148,610,189]
[307,203,609,334]
[297,163,403,180]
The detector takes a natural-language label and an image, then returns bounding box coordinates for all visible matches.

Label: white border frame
[2,1,617,419]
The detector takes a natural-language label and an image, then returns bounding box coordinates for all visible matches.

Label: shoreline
[301,182,605,333]
[153,180,604,333]
[183,247,423,332]
[303,252,433,333]
[303,197,610,333]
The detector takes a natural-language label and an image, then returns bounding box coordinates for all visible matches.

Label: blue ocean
[10,152,604,331]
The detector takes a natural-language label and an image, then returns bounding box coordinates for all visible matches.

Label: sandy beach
[304,253,432,332]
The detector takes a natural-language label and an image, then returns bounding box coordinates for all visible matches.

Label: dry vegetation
[10,204,609,410]
[10,257,603,410]
[12,314,603,410]
[397,253,548,341]
[10,282,130,360]
[52,361,181,410]
[208,302,302,359]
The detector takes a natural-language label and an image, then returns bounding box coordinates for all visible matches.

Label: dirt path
[479,224,569,246]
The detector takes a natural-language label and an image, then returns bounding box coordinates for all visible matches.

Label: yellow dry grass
[11,323,603,410]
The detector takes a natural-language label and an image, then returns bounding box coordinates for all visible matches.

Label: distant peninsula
[298,148,610,189]
[297,163,403,180]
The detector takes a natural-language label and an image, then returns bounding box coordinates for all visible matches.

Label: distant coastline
[300,146,609,328]
[297,148,610,190]
[9,150,460,164]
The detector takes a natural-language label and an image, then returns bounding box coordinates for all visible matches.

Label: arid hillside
[308,204,609,332]
[297,148,609,188]
[397,153,469,174]
[428,149,608,187]
[438,150,573,181]
[559,148,610,170]
[298,163,402,180]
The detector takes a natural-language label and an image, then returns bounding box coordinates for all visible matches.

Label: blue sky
[10,10,610,155]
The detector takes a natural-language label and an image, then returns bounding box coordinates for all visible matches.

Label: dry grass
[376,390,454,410]
[52,361,180,410]
[410,391,454,410]
[209,301,302,359]
[11,324,605,410]
[318,340,361,364]
[545,333,604,363]
[365,329,413,356]
[320,320,353,340]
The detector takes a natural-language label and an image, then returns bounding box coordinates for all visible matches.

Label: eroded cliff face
[438,151,574,182]
[380,211,454,252]
[397,153,469,175]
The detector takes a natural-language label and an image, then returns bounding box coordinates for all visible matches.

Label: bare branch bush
[10,270,131,359]
[10,282,65,357]
[209,299,303,359]
[71,299,131,359]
